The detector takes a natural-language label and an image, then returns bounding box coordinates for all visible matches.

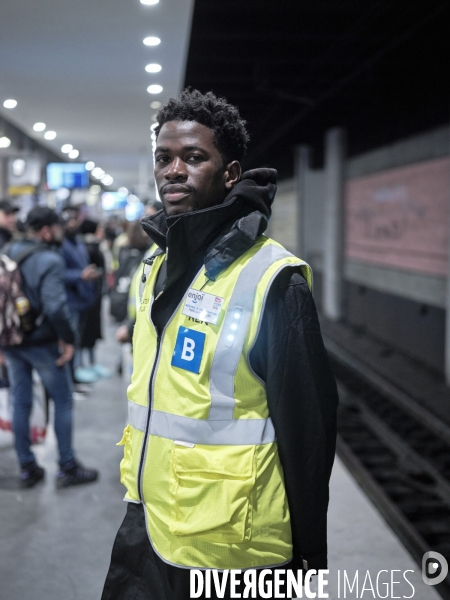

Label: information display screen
[46,163,89,190]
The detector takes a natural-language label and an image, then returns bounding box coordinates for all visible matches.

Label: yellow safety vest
[118,235,312,570]
[127,244,158,322]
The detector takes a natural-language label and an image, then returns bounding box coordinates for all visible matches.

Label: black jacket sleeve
[249,267,338,571]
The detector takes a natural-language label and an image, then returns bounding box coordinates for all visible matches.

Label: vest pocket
[169,443,256,543]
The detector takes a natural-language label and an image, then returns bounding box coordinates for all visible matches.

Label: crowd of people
[0,198,156,489]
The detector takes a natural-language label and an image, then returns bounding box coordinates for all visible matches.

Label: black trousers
[102,503,295,600]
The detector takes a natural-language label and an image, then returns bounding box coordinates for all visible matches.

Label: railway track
[324,337,450,600]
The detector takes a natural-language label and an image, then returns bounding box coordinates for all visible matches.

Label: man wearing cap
[1,206,98,488]
[0,199,19,250]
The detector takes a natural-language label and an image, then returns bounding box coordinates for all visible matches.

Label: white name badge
[182,288,224,325]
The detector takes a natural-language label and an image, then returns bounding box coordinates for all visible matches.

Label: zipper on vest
[137,333,161,502]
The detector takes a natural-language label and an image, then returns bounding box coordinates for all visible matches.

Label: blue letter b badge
[171,327,206,374]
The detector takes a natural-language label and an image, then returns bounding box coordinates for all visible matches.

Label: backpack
[0,246,45,346]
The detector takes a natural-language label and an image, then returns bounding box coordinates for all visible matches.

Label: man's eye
[187,154,203,162]
[155,155,170,163]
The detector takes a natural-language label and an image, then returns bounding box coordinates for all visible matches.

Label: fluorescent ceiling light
[145,63,162,73]
[92,167,105,179]
[0,136,12,148]
[61,144,73,153]
[118,187,128,196]
[85,161,95,171]
[143,36,161,46]
[140,0,159,4]
[3,99,17,109]
[44,130,57,140]
[33,122,46,132]
[68,149,79,159]
[90,184,101,194]
[150,101,162,109]
[147,85,163,94]
[102,174,114,186]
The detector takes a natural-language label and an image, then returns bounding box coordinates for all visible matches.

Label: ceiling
[0,0,194,192]
[0,0,448,193]
[185,0,450,179]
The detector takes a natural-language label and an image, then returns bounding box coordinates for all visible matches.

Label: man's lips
[161,185,194,202]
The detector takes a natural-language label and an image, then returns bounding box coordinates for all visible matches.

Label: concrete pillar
[294,145,311,259]
[323,127,346,321]
[445,158,450,384]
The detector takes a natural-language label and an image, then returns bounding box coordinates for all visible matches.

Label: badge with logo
[171,327,206,374]
[182,288,224,325]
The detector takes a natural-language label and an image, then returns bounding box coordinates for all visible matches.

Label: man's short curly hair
[155,89,250,163]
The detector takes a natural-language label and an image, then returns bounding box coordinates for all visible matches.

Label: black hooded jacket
[140,168,338,571]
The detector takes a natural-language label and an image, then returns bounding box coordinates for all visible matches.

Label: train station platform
[0,312,442,599]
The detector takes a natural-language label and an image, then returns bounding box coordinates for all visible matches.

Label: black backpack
[0,246,45,346]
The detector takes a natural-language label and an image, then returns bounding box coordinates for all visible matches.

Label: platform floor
[0,314,441,600]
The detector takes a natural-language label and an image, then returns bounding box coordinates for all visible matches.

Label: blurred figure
[0,199,19,249]
[110,219,152,322]
[1,206,98,488]
[111,219,129,272]
[79,219,110,378]
[61,207,100,386]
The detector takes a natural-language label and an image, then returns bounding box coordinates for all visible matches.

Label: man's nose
[164,157,187,180]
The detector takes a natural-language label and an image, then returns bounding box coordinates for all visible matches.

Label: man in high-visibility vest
[102,89,338,600]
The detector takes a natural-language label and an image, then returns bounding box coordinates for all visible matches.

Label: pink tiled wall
[345,157,450,276]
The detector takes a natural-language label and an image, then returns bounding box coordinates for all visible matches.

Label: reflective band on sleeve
[209,244,295,420]
[149,409,276,445]
[128,401,148,432]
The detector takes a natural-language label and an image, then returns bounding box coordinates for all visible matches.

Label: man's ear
[224,161,242,190]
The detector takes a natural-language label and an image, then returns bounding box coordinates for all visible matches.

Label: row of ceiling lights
[2,98,114,187]
[2,1,162,185]
[140,0,163,100]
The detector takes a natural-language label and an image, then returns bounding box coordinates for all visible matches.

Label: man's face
[154,121,240,217]
[0,210,16,231]
[40,223,64,245]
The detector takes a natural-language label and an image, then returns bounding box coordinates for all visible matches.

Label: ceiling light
[61,144,73,153]
[92,167,105,179]
[33,122,46,132]
[118,187,128,196]
[85,161,95,171]
[3,99,17,109]
[150,100,162,109]
[90,184,101,194]
[68,149,79,159]
[12,159,26,176]
[147,85,163,94]
[143,36,161,46]
[140,0,159,4]
[102,174,114,186]
[44,130,57,140]
[0,136,12,148]
[145,63,162,73]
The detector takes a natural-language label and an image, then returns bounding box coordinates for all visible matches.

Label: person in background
[111,219,129,272]
[60,207,101,386]
[78,219,110,378]
[109,219,152,323]
[0,199,19,250]
[1,206,98,488]
[0,200,19,375]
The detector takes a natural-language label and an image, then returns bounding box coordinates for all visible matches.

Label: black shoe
[56,459,99,489]
[20,462,45,489]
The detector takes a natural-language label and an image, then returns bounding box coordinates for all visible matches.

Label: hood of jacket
[140,168,277,281]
